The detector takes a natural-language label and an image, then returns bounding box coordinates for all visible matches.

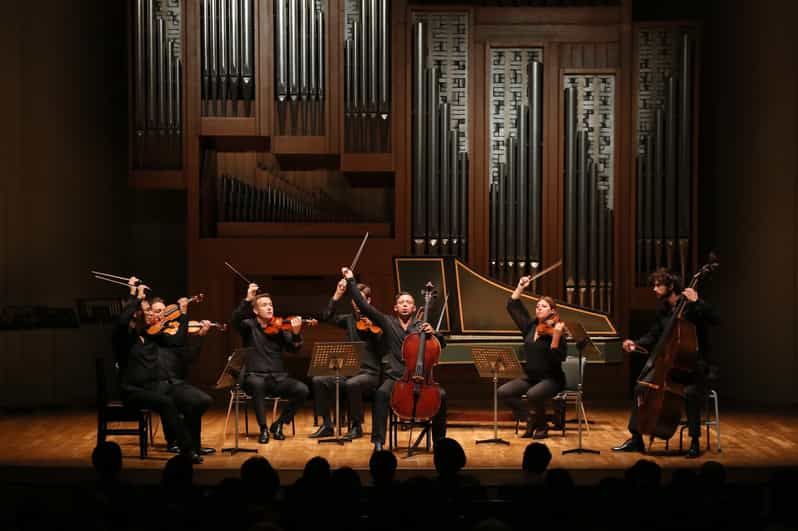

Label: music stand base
[318,437,351,445]
[476,438,511,445]
[562,447,600,455]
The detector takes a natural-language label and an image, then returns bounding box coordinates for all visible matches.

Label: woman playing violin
[310,278,383,440]
[231,283,310,444]
[497,276,568,439]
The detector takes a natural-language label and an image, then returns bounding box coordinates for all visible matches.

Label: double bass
[390,282,442,423]
[636,258,719,441]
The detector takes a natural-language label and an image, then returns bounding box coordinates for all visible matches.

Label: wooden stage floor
[1,405,797,485]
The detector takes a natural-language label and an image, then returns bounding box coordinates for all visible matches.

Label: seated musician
[310,279,382,440]
[145,297,215,456]
[613,268,719,458]
[498,276,567,439]
[115,281,206,463]
[341,267,447,452]
[231,283,310,444]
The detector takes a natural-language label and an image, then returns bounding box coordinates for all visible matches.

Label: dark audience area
[1,440,795,531]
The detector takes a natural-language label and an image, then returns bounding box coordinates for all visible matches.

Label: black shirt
[506,298,567,382]
[147,313,201,382]
[320,297,383,375]
[347,278,446,380]
[231,299,303,375]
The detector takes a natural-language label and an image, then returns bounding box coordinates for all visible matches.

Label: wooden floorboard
[1,405,797,485]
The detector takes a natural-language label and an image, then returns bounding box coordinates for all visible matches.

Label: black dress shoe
[166,443,181,454]
[258,427,270,444]
[199,447,216,455]
[343,424,363,440]
[270,421,286,441]
[612,436,645,453]
[185,450,203,464]
[532,426,549,440]
[686,438,701,459]
[308,425,334,438]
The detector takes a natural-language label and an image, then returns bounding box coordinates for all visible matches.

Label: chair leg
[712,391,721,452]
[244,399,249,437]
[139,418,147,459]
[579,400,591,434]
[272,399,280,428]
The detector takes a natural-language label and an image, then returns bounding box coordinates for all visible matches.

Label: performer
[145,297,215,456]
[310,279,382,440]
[341,267,448,452]
[231,283,310,444]
[613,268,719,458]
[115,281,204,463]
[497,276,567,439]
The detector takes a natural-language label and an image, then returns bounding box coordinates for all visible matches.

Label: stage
[1,404,797,486]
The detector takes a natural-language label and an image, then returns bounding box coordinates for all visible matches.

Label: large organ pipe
[288,0,298,100]
[564,86,577,303]
[241,0,254,116]
[517,106,528,274]
[146,0,156,128]
[665,75,677,270]
[597,188,607,311]
[156,18,166,130]
[369,0,378,116]
[528,61,543,272]
[427,68,440,251]
[678,33,692,280]
[636,152,644,285]
[412,21,426,254]
[459,153,468,260]
[209,0,218,114]
[276,0,287,100]
[219,0,229,111]
[506,136,517,276]
[645,133,654,276]
[589,162,598,308]
[490,177,498,275]
[309,0,317,100]
[440,103,451,255]
[300,0,309,100]
[360,0,368,117]
[654,108,664,268]
[450,135,459,257]
[167,41,175,131]
[577,129,588,306]
[229,0,240,114]
[497,160,506,274]
[379,0,390,119]
[135,0,146,133]
[201,0,209,114]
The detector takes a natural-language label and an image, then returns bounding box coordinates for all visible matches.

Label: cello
[390,282,442,424]
[635,258,719,441]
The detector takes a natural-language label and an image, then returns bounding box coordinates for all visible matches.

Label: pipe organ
[126,2,703,332]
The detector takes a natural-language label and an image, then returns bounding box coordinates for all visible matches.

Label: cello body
[390,332,442,421]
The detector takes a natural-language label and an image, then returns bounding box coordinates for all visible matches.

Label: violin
[353,308,382,335]
[146,294,204,335]
[160,320,228,335]
[261,316,318,335]
[535,314,563,337]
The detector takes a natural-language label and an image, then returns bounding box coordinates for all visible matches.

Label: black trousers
[497,376,563,426]
[312,371,380,426]
[243,372,309,429]
[371,379,447,445]
[122,380,211,452]
[628,367,705,439]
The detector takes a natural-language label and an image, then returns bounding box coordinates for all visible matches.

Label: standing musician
[115,279,206,463]
[231,283,310,444]
[613,268,719,458]
[341,267,448,453]
[145,296,215,456]
[498,276,568,439]
[310,278,382,440]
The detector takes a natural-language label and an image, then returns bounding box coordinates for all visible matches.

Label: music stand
[307,341,364,445]
[562,322,600,455]
[472,347,524,445]
[217,347,258,455]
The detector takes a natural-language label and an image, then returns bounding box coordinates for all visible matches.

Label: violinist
[498,276,568,439]
[231,283,310,444]
[310,279,382,440]
[116,280,204,463]
[613,268,719,458]
[341,267,448,453]
[145,297,215,456]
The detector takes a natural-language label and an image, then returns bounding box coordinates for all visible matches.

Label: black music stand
[307,341,364,445]
[562,322,600,455]
[472,347,524,445]
[218,348,258,455]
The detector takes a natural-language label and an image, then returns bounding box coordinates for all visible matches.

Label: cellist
[341,267,448,452]
[613,268,719,458]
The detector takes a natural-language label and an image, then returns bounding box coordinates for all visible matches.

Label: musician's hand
[622,339,638,353]
[341,267,354,280]
[553,322,565,334]
[198,320,212,336]
[420,322,434,334]
[517,276,531,290]
[333,278,347,300]
[246,283,259,301]
[683,288,698,303]
[178,297,189,314]
[290,316,302,335]
[128,276,139,295]
[136,284,149,300]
